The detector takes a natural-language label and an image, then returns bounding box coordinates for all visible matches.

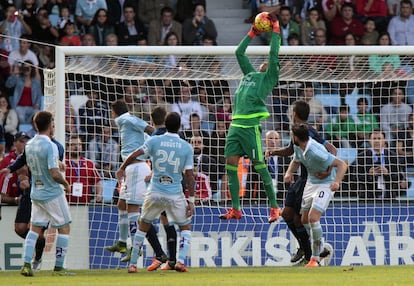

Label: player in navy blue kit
[269,100,336,264]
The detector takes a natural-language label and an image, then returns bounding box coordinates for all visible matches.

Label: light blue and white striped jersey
[25,134,63,201]
[142,133,193,195]
[293,137,337,184]
[114,112,148,161]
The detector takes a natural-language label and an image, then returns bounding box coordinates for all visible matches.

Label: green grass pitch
[0,266,413,286]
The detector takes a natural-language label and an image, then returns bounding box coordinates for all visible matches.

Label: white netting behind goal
[42,46,414,269]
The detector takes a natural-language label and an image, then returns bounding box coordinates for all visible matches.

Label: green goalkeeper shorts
[224,124,264,162]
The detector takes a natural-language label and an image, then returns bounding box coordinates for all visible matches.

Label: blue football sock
[177,230,191,264]
[55,234,69,268]
[23,231,39,264]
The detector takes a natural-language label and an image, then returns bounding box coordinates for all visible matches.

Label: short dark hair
[124,3,136,13]
[151,106,167,126]
[63,21,75,30]
[341,2,354,11]
[111,100,129,117]
[160,6,173,15]
[357,97,368,105]
[370,128,385,138]
[293,100,310,121]
[20,34,32,42]
[33,111,53,132]
[339,105,349,112]
[189,113,200,121]
[194,3,206,12]
[365,17,376,25]
[280,5,292,14]
[291,124,309,142]
[165,112,181,133]
[164,31,179,45]
[288,33,300,43]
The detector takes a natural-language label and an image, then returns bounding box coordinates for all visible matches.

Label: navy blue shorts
[284,176,307,214]
[15,190,31,224]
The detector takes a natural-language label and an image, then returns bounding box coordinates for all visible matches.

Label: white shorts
[140,191,191,227]
[31,193,72,229]
[301,182,334,214]
[119,162,151,205]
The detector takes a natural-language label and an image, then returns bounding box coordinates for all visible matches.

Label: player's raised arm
[235,24,259,75]
[264,14,281,86]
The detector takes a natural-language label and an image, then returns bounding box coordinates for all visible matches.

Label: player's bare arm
[95,181,103,203]
[144,125,155,136]
[329,158,347,192]
[325,141,337,155]
[184,169,195,217]
[50,168,70,193]
[284,160,300,184]
[268,144,294,157]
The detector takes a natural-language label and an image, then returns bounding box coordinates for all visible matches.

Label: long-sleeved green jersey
[231,32,281,127]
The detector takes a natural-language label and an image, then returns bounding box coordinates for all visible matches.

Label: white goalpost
[38,44,414,269]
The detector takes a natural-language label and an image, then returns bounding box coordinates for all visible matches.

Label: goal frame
[54,44,414,146]
[46,45,414,269]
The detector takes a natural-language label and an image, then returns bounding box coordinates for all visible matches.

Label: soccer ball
[254,12,273,33]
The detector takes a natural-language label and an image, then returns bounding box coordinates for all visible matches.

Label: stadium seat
[19,123,32,132]
[336,147,358,165]
[314,94,341,115]
[48,14,59,27]
[345,94,371,114]
[101,179,117,203]
[404,177,414,197]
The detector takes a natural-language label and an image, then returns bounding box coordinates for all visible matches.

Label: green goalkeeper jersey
[232,32,281,127]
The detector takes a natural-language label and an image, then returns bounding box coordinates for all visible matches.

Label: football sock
[297,226,312,260]
[310,221,323,258]
[303,223,311,236]
[55,234,69,268]
[177,230,191,264]
[164,224,177,262]
[128,212,139,238]
[130,230,145,265]
[226,164,240,210]
[254,163,278,207]
[24,230,39,264]
[119,210,128,242]
[146,224,165,258]
[285,219,299,240]
[35,236,46,261]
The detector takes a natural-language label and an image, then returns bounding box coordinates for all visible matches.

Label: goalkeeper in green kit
[219,14,281,223]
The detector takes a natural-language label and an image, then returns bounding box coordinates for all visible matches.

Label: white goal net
[40,45,414,269]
